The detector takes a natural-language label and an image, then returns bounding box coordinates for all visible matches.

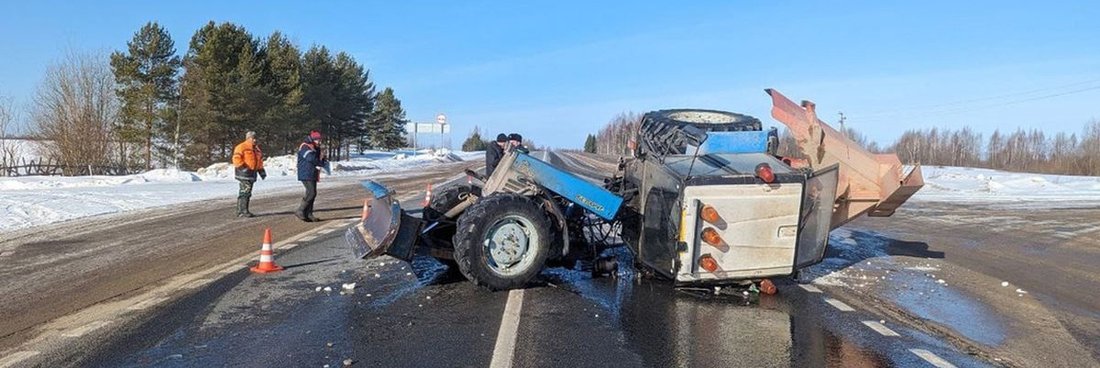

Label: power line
[856,77,1100,118]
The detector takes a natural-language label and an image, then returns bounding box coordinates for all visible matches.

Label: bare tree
[32,51,119,175]
[0,96,17,166]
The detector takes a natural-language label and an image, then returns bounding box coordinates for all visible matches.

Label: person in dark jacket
[508,133,529,154]
[485,133,508,177]
[296,130,328,222]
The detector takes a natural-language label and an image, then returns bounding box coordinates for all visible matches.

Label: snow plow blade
[345,180,421,262]
[765,88,924,229]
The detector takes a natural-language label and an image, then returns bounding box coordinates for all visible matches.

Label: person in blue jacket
[296,130,328,222]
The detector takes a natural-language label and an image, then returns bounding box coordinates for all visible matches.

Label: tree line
[26,21,408,172]
[586,111,1100,176]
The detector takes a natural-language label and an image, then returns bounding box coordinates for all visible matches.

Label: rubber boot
[241,196,255,218]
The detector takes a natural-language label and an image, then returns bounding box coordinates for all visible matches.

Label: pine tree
[368,87,408,150]
[179,22,267,166]
[583,134,597,153]
[110,22,181,169]
[462,126,488,151]
[261,32,306,155]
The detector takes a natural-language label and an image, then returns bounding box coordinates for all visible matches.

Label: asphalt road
[0,151,1023,367]
[0,161,474,362]
[63,213,987,368]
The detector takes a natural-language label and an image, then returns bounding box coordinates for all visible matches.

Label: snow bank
[0,149,481,233]
[916,166,1100,202]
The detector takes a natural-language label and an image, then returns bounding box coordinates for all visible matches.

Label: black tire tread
[453,194,551,291]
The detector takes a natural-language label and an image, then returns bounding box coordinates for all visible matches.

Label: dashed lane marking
[798,284,822,293]
[0,351,40,368]
[489,289,524,368]
[127,297,168,311]
[862,320,900,337]
[824,297,856,312]
[61,320,111,337]
[909,349,957,368]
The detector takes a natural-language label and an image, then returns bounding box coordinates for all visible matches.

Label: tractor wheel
[422,182,481,222]
[645,109,762,132]
[453,194,551,290]
[421,182,480,271]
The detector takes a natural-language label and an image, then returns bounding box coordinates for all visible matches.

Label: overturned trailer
[347,89,924,290]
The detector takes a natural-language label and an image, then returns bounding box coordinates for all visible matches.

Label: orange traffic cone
[250,228,283,273]
[422,183,433,207]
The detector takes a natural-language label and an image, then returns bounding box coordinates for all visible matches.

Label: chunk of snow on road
[341,283,356,290]
[1001,281,1009,287]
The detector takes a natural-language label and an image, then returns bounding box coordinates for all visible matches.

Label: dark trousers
[298,180,317,217]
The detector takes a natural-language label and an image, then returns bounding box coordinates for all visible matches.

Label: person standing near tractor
[296,130,328,222]
[508,133,529,154]
[485,133,508,177]
[232,131,266,217]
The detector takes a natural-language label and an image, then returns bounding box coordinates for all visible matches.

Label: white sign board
[407,122,451,134]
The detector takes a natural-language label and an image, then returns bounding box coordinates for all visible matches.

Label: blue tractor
[347,90,923,290]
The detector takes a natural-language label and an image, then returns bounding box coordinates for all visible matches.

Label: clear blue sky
[2,1,1099,148]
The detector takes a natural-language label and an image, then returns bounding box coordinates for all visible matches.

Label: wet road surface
[58,198,990,368]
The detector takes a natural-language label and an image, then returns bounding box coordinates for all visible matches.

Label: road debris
[341,283,357,290]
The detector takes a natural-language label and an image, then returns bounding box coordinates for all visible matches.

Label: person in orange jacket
[232,131,267,217]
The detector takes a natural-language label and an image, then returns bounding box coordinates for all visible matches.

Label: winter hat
[310,130,322,140]
[246,131,256,139]
[508,133,522,142]
[496,133,508,143]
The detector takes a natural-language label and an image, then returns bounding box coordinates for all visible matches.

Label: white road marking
[282,243,299,249]
[0,351,40,368]
[909,349,957,368]
[861,320,900,336]
[824,297,855,312]
[798,284,822,293]
[61,320,111,337]
[299,235,318,242]
[127,297,168,311]
[489,289,525,368]
[318,228,337,235]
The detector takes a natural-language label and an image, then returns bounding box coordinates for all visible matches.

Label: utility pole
[837,111,847,138]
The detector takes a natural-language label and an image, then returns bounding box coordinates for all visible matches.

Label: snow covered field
[0,149,480,233]
[914,166,1100,203]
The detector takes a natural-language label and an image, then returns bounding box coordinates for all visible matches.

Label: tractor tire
[453,194,552,290]
[645,109,762,132]
[422,183,481,222]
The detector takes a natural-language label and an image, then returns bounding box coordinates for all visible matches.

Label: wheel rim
[483,215,540,276]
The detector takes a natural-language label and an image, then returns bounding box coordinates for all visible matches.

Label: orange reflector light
[701,205,721,224]
[699,254,719,273]
[701,227,722,247]
[755,163,775,183]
